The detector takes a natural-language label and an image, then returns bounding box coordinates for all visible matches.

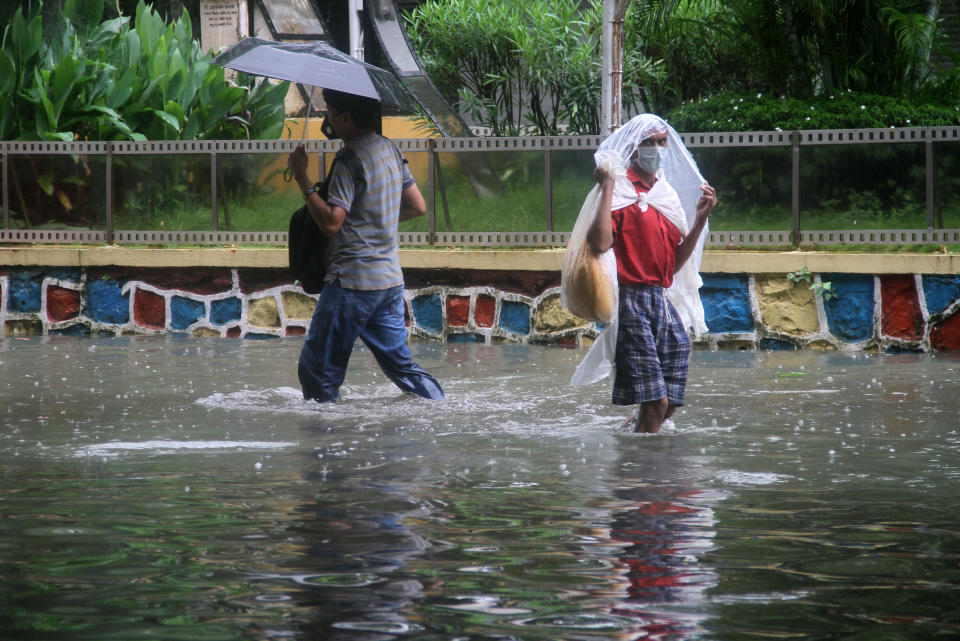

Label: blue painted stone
[448,332,484,343]
[7,277,41,313]
[412,293,443,334]
[50,324,91,336]
[700,274,753,333]
[244,333,278,340]
[500,300,531,335]
[885,344,923,354]
[759,338,796,350]
[86,279,129,324]
[922,275,960,316]
[210,297,242,326]
[822,273,875,343]
[170,295,205,330]
[48,269,81,283]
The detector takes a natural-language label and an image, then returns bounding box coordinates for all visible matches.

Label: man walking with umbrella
[288,88,444,403]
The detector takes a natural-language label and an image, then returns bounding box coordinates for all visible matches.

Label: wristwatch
[303,182,322,198]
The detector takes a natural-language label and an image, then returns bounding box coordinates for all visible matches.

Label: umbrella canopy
[213,37,417,112]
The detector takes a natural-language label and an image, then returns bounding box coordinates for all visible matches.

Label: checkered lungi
[613,283,692,407]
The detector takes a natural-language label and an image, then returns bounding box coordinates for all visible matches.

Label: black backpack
[288,158,339,295]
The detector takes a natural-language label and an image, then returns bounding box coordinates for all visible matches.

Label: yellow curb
[0,246,957,274]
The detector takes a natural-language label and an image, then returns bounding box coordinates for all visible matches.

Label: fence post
[791,131,801,247]
[106,142,114,244]
[925,129,935,229]
[2,143,8,230]
[544,145,553,232]
[211,149,219,232]
[427,139,436,245]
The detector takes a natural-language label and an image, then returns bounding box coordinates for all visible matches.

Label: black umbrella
[214,37,417,112]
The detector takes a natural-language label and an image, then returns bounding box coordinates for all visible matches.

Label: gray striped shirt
[325,132,413,291]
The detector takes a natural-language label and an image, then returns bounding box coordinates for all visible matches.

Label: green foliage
[1,1,288,227]
[811,280,837,300]
[634,0,960,114]
[1,1,287,142]
[787,265,835,299]
[666,90,960,133]
[406,0,642,136]
[407,0,960,132]
[787,265,812,284]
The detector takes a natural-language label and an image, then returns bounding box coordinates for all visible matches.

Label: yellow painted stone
[192,327,221,337]
[282,291,316,321]
[756,275,819,335]
[248,296,280,328]
[715,339,756,350]
[806,339,837,351]
[4,319,43,336]
[534,293,590,333]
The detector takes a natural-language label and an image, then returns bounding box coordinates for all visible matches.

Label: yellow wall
[264,116,436,190]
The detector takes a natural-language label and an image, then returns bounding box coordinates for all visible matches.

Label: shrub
[666,91,960,132]
[1,0,288,228]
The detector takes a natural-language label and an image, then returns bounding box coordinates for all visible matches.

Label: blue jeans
[298,281,444,402]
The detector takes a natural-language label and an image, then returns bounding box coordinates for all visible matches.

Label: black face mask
[320,115,339,140]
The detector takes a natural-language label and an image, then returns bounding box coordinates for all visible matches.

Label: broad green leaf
[64,0,104,35]
[182,111,201,140]
[164,100,186,127]
[36,174,55,195]
[150,108,181,135]
[167,58,186,103]
[135,1,159,59]
[150,38,169,90]
[124,30,142,68]
[9,7,43,67]
[50,56,84,121]
[34,69,57,131]
[0,50,15,96]
[107,68,136,110]
[44,132,75,142]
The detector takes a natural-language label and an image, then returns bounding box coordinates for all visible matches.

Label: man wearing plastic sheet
[583,114,716,433]
[287,89,445,403]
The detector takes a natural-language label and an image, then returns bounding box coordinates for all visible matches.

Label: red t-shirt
[611,168,683,288]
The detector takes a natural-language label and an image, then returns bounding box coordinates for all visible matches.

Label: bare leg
[664,404,677,420]
[635,397,669,433]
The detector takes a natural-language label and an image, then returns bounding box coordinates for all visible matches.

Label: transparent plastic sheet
[569,114,711,387]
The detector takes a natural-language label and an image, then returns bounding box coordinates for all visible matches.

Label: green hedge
[666,91,960,132]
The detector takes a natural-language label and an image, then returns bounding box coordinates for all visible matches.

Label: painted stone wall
[2,266,960,351]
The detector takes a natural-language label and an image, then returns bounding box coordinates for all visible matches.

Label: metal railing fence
[2,127,960,248]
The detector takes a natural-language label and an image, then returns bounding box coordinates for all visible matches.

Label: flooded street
[2,336,959,640]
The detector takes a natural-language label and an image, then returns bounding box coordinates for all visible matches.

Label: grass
[9,150,960,254]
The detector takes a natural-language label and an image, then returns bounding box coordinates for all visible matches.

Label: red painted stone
[226,326,242,338]
[87,267,233,296]
[446,295,470,327]
[880,275,923,341]
[286,326,306,336]
[474,294,496,328]
[133,289,165,329]
[557,334,577,347]
[931,310,960,351]
[46,285,80,322]
[238,268,293,294]
[403,269,560,296]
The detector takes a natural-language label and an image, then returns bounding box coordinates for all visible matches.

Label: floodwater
[1,336,959,641]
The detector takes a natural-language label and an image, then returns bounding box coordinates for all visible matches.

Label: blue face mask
[633,146,666,174]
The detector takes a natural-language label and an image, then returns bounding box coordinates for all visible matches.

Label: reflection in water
[2,337,960,640]
[609,485,718,640]
[253,435,437,640]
